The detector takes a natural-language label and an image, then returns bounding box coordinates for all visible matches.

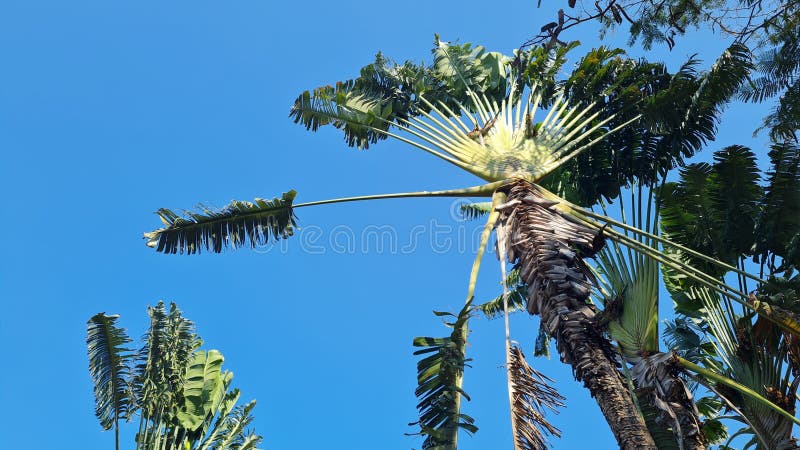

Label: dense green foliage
[87,302,263,450]
[142,21,800,448]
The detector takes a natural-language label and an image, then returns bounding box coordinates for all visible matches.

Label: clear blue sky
[0,1,775,449]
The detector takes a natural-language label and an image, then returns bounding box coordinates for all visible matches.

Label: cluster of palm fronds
[87,302,262,450]
[140,35,800,450]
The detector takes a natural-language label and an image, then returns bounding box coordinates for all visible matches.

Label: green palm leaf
[87,313,135,450]
[754,142,800,271]
[145,191,297,254]
[211,400,261,450]
[134,301,200,419]
[410,302,476,449]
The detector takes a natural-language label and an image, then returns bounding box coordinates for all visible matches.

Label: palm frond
[476,267,527,319]
[288,52,454,149]
[410,302,476,449]
[145,190,297,254]
[134,301,200,419]
[431,35,509,106]
[87,313,135,436]
[476,286,527,320]
[197,386,241,450]
[459,201,492,221]
[663,317,713,364]
[754,142,800,270]
[211,400,262,450]
[595,184,660,361]
[507,345,564,450]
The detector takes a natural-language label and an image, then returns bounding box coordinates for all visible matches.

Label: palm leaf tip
[508,345,564,450]
[144,190,297,254]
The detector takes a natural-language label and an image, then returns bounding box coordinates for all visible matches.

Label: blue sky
[0,1,776,449]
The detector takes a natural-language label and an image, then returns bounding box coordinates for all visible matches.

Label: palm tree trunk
[497,180,656,450]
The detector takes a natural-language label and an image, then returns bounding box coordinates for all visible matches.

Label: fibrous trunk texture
[497,180,656,450]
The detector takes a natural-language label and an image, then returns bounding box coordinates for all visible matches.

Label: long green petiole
[573,207,766,285]
[678,356,800,427]
[464,191,506,303]
[294,182,505,209]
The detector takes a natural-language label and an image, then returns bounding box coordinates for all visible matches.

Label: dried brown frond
[508,345,564,450]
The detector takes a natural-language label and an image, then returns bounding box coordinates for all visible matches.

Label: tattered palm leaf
[134,301,200,419]
[410,302,476,449]
[87,313,135,447]
[476,267,527,319]
[507,345,564,450]
[631,352,704,450]
[659,146,761,275]
[459,201,492,221]
[197,387,241,450]
[431,35,509,105]
[210,400,262,450]
[145,191,297,255]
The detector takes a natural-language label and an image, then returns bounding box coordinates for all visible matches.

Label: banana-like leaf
[677,285,799,449]
[591,183,660,361]
[87,313,135,435]
[431,35,509,105]
[177,350,227,432]
[597,229,660,361]
[507,345,564,450]
[410,302,476,449]
[145,191,297,254]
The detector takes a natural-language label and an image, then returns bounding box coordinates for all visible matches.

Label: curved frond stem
[435,100,472,133]
[294,182,506,209]
[362,121,482,174]
[395,116,472,161]
[469,89,491,124]
[465,191,506,304]
[539,92,565,130]
[546,115,640,172]
[677,357,800,427]
[602,227,747,299]
[573,207,766,284]
[415,98,474,142]
[539,100,582,142]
